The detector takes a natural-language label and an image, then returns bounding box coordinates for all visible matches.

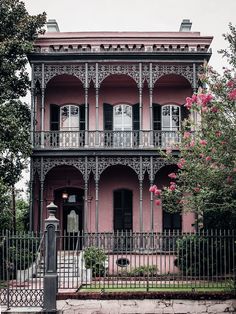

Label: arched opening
[153,74,192,147]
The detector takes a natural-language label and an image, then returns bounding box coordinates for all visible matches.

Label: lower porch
[32,156,195,234]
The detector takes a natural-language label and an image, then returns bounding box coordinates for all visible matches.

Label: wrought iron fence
[0,231,44,308]
[1,230,235,302]
[33,130,181,149]
[57,230,236,291]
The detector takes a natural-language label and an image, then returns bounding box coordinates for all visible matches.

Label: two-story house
[28,19,213,235]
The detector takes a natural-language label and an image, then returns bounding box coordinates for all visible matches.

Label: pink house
[28,19,213,235]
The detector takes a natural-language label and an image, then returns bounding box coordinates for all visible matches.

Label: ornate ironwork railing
[33,130,181,149]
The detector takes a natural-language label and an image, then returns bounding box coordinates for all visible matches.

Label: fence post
[43,202,59,313]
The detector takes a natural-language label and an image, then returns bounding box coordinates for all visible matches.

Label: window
[161,105,181,146]
[60,105,80,131]
[113,104,132,131]
[113,104,132,147]
[162,105,180,131]
[114,189,132,231]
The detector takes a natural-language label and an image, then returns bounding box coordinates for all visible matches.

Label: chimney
[46,19,60,32]
[179,19,192,32]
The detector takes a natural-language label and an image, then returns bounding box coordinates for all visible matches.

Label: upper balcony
[33,130,181,150]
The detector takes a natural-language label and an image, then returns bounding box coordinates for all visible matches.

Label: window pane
[60,105,79,130]
[114,104,132,131]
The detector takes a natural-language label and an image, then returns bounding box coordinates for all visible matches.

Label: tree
[0,0,46,102]
[150,24,236,229]
[0,0,46,231]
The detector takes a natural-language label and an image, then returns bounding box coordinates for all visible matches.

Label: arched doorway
[55,187,84,250]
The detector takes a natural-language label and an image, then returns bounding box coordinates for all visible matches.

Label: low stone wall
[57,299,236,314]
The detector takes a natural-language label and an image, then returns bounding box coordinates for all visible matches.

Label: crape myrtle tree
[150,24,236,229]
[0,0,46,231]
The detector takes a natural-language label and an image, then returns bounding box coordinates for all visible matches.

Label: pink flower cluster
[149,185,162,206]
[185,93,213,110]
[177,158,186,169]
[228,89,236,100]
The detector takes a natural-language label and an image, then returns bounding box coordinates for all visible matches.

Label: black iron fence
[0,229,235,308]
[0,231,44,308]
[56,230,236,291]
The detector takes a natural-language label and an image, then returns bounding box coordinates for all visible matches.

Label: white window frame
[113,104,132,147]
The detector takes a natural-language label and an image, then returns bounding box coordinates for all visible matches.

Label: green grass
[80,285,230,293]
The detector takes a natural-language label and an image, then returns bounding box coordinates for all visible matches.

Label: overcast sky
[23,0,236,71]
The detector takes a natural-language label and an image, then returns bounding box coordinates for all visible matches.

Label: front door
[63,205,83,250]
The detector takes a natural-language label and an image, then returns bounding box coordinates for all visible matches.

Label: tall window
[113,104,132,131]
[114,189,132,231]
[60,105,80,131]
[162,105,180,131]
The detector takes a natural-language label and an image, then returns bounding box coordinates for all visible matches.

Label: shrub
[175,234,236,277]
[129,265,158,277]
[84,246,107,278]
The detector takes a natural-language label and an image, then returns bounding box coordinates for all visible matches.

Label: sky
[23,0,236,72]
[18,0,235,195]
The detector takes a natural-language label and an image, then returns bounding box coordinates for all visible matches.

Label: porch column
[139,63,143,146]
[139,156,143,232]
[150,156,154,231]
[29,159,34,231]
[95,156,99,233]
[149,63,153,147]
[84,157,88,232]
[30,68,35,146]
[95,63,99,146]
[39,157,44,233]
[41,63,45,148]
[85,62,89,147]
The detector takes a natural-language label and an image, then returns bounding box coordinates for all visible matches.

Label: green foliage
[84,246,107,277]
[0,0,46,102]
[160,24,236,226]
[175,234,236,277]
[0,0,45,228]
[129,265,158,277]
[0,100,31,187]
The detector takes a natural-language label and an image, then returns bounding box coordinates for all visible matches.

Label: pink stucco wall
[37,73,192,131]
[34,164,195,233]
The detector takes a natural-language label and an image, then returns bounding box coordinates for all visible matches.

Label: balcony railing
[33,130,181,149]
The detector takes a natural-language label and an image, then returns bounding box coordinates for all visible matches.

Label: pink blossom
[199,139,207,146]
[199,153,204,158]
[149,185,157,193]
[154,188,162,196]
[202,107,208,113]
[197,93,213,106]
[183,131,191,139]
[228,89,236,100]
[227,80,235,88]
[190,140,195,147]
[177,158,186,169]
[215,131,222,137]
[211,106,218,113]
[194,187,201,193]
[169,184,176,191]
[155,199,161,206]
[168,173,177,179]
[205,156,212,162]
[185,97,193,110]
